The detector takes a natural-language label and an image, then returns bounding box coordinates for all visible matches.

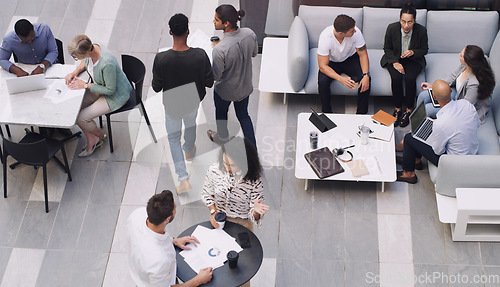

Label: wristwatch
[210,208,217,215]
[362,72,370,77]
[38,64,45,72]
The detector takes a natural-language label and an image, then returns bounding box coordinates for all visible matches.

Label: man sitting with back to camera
[396,80,480,184]
[0,19,71,136]
[317,14,371,114]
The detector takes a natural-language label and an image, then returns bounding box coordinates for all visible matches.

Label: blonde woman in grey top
[207,4,258,149]
[417,45,495,124]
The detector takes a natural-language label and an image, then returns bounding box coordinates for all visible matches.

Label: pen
[343,145,355,149]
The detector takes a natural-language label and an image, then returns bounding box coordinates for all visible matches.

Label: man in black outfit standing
[152,14,214,194]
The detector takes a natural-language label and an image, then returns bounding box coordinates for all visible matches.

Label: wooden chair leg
[43,165,49,213]
[106,115,113,153]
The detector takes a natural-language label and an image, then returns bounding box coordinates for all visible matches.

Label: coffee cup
[214,211,226,229]
[227,250,239,268]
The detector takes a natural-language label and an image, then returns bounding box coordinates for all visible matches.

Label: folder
[371,110,396,126]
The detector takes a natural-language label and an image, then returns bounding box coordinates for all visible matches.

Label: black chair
[99,54,157,152]
[0,125,11,138]
[2,130,72,213]
[13,38,64,64]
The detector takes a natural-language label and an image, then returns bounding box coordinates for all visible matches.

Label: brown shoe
[399,111,411,128]
[184,146,196,161]
[396,171,418,184]
[176,179,192,194]
[393,109,402,127]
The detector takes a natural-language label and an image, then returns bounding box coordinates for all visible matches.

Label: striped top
[202,163,264,227]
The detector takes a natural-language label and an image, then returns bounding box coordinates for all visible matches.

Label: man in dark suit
[381,3,428,127]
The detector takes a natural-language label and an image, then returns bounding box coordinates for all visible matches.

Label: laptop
[5,74,48,94]
[409,101,434,144]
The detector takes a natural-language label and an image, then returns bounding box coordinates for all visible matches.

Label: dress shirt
[127,208,177,287]
[430,99,480,155]
[0,23,58,71]
[202,163,264,227]
[401,28,413,53]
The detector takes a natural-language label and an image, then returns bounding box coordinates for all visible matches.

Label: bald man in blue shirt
[0,19,58,77]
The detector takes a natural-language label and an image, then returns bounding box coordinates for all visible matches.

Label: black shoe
[396,171,418,184]
[207,130,231,145]
[399,111,411,127]
[393,110,402,127]
[57,128,73,136]
[396,156,423,170]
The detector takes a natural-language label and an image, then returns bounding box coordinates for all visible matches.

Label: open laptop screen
[410,101,427,134]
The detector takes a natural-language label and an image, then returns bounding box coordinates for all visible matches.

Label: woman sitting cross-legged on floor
[201,136,269,233]
[65,34,132,157]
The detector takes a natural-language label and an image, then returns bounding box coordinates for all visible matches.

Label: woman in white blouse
[201,137,269,231]
[416,45,495,124]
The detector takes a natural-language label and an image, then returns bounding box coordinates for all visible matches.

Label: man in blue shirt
[0,19,58,77]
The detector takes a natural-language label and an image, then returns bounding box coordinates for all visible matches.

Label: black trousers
[318,53,370,114]
[387,58,423,109]
[402,133,441,172]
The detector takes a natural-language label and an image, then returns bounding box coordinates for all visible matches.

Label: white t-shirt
[127,208,177,287]
[317,26,366,63]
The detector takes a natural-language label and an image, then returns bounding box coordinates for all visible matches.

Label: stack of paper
[180,225,243,274]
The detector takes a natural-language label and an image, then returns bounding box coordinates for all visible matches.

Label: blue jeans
[214,91,257,149]
[416,88,457,118]
[165,109,198,181]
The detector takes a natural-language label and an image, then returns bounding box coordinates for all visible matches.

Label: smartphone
[428,89,440,108]
[238,232,251,248]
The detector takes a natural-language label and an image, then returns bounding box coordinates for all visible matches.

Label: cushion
[488,30,500,135]
[424,53,460,84]
[362,7,427,50]
[477,109,500,155]
[427,10,499,54]
[298,5,363,49]
[288,16,310,92]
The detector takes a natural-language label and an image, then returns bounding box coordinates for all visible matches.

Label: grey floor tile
[108,18,139,52]
[140,0,170,21]
[61,159,98,203]
[412,215,447,265]
[312,209,344,260]
[65,0,95,19]
[35,250,73,287]
[4,161,38,200]
[275,259,310,287]
[278,210,312,259]
[131,19,164,53]
[68,251,108,287]
[178,207,210,236]
[76,204,120,252]
[253,209,280,258]
[409,170,439,216]
[48,202,87,250]
[448,265,485,287]
[444,225,481,266]
[281,166,313,211]
[261,166,283,210]
[345,261,379,287]
[15,201,59,249]
[311,259,344,287]
[345,181,378,213]
[413,264,450,287]
[345,212,379,262]
[15,0,44,15]
[480,242,500,266]
[99,122,140,162]
[484,267,500,287]
[116,0,145,21]
[40,0,70,18]
[0,200,27,247]
[89,161,130,205]
[37,17,64,37]
[0,0,18,17]
[0,247,12,284]
[313,180,345,213]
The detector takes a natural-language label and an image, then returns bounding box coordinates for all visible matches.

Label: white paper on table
[180,225,243,274]
[45,64,77,79]
[366,121,394,142]
[362,156,383,177]
[43,81,82,104]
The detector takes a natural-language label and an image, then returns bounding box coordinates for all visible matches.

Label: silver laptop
[410,101,435,144]
[5,74,48,94]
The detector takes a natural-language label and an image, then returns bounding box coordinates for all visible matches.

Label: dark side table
[175,221,263,287]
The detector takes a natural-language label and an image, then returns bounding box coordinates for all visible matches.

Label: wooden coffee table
[295,113,396,192]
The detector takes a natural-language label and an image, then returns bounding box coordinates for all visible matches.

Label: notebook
[5,74,47,94]
[304,147,344,179]
[410,101,435,144]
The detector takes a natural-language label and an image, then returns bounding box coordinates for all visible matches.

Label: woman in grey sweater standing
[207,4,258,149]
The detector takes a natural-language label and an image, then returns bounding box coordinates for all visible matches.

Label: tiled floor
[1,0,500,286]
